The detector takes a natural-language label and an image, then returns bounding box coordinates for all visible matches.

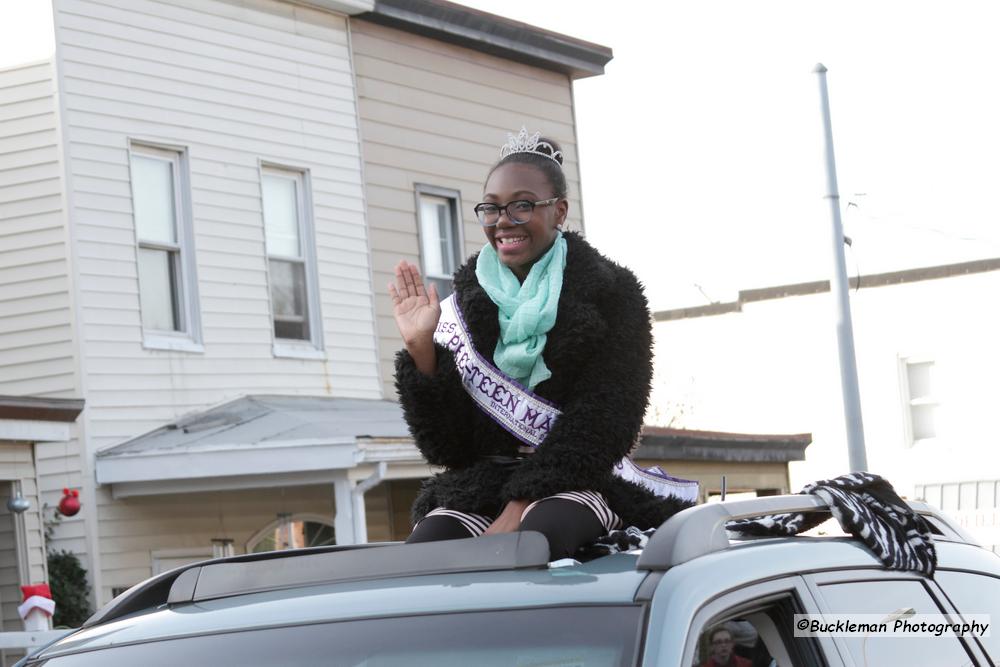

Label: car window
[816,579,974,666]
[934,570,1000,662]
[692,597,825,667]
[29,605,643,667]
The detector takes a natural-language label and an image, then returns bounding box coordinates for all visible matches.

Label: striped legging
[407,491,621,560]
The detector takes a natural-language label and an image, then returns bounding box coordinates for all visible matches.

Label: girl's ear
[556,198,569,225]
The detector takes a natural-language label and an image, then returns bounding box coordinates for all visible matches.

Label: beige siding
[94,485,333,600]
[86,479,411,602]
[0,444,47,640]
[363,482,391,542]
[0,61,75,398]
[350,20,584,396]
[0,496,25,667]
[0,489,22,634]
[92,482,402,602]
[359,479,419,542]
[50,0,381,603]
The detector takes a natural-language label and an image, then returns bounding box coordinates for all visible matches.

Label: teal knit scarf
[475,232,567,390]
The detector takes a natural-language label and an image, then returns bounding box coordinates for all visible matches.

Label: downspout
[351,460,387,543]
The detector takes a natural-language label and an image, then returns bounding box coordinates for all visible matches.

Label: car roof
[38,551,647,659]
[665,536,1000,593]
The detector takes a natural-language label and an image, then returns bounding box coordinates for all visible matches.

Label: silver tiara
[499,127,563,166]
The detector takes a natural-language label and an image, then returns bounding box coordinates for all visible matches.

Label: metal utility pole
[813,63,869,472]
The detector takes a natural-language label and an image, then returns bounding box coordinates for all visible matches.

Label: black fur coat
[395,232,691,529]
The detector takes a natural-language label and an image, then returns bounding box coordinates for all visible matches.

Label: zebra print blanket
[575,525,656,560]
[726,472,937,577]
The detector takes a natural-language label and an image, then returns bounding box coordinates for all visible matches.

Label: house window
[247,514,336,552]
[416,185,462,297]
[129,144,201,347]
[261,166,321,348]
[901,359,938,445]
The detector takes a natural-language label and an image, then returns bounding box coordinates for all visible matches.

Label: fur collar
[451,232,619,395]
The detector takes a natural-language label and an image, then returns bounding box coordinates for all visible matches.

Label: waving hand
[389,261,440,374]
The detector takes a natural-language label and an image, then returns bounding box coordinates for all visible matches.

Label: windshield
[31,605,643,666]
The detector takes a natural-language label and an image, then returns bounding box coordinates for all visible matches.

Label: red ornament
[57,488,80,517]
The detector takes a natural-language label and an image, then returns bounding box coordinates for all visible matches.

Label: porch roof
[95,395,426,496]
[0,394,85,442]
[635,426,812,463]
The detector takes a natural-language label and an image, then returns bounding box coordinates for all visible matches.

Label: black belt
[481,454,531,468]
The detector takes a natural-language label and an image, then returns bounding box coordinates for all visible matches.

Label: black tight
[406,514,477,543]
[406,499,606,560]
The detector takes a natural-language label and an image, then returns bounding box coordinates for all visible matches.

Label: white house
[650,258,1000,550]
[0,0,614,631]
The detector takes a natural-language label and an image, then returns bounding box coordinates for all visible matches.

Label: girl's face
[481,163,568,281]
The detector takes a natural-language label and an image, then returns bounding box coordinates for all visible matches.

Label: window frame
[128,141,203,352]
[414,184,465,298]
[898,355,939,447]
[932,568,1000,661]
[681,577,834,667]
[258,162,324,358]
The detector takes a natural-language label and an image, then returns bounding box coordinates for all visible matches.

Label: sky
[4,1,1000,311]
[459,0,1000,310]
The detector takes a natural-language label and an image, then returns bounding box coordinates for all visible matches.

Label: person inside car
[700,626,752,667]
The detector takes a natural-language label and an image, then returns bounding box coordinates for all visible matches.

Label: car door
[804,570,988,666]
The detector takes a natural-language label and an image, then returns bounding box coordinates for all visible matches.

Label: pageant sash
[434,294,559,447]
[614,458,700,504]
[434,295,700,502]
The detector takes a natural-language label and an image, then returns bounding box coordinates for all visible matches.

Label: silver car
[18,495,1000,666]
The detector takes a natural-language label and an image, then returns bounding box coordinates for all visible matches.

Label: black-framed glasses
[473,198,559,227]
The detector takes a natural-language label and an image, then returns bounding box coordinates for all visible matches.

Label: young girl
[390,129,690,559]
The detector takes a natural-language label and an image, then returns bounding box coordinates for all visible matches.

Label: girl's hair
[487,136,568,199]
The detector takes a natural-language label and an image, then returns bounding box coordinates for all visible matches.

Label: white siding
[0,60,81,598]
[351,19,584,396]
[0,61,75,398]
[51,0,379,603]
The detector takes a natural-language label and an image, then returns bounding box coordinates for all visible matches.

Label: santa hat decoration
[19,583,56,632]
[57,488,80,517]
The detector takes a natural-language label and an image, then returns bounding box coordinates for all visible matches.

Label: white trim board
[96,439,359,485]
[0,420,72,442]
[110,469,346,498]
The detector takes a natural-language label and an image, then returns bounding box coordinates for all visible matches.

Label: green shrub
[47,550,92,628]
